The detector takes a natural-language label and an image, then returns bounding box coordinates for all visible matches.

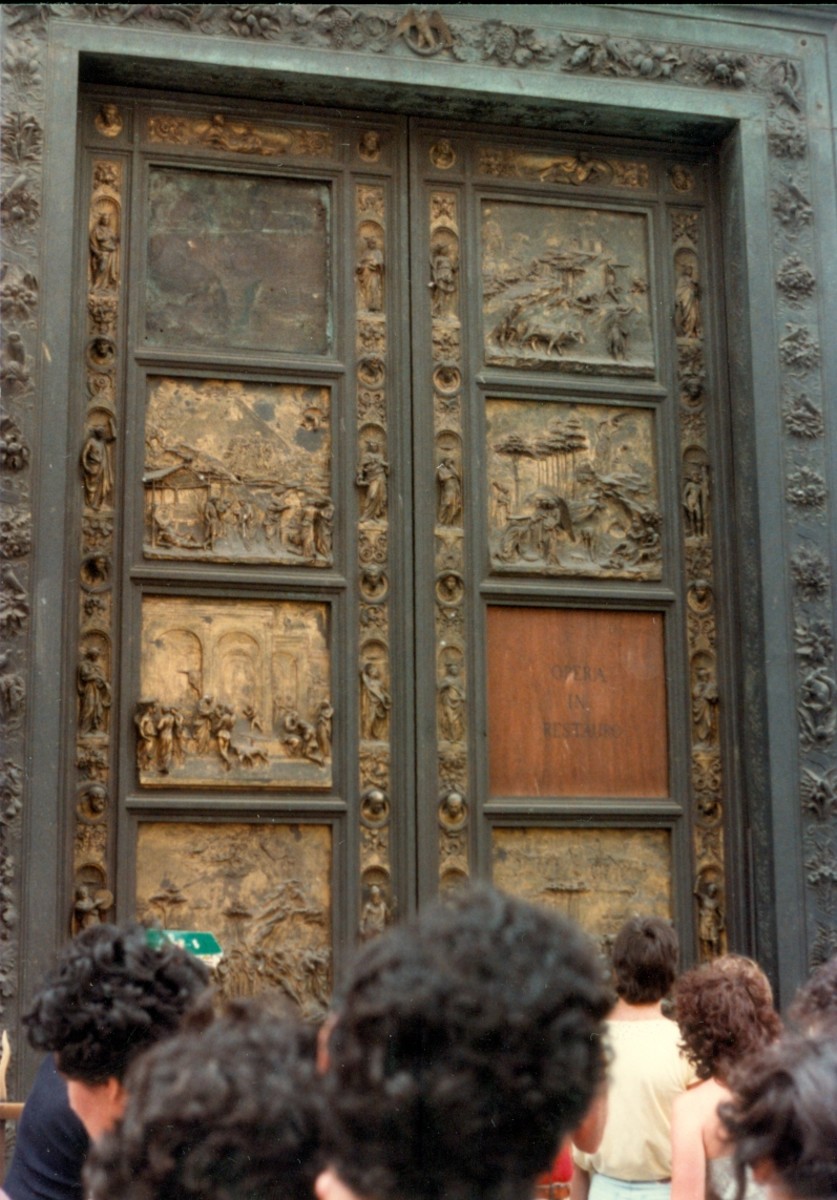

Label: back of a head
[323,884,610,1200]
[85,999,324,1200]
[24,922,210,1083]
[789,953,837,1034]
[611,914,678,1004]
[720,1033,837,1200]
[673,953,781,1081]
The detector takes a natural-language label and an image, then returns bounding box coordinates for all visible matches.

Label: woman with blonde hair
[671,955,781,1200]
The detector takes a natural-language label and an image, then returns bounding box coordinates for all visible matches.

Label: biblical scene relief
[138,598,331,788]
[482,201,654,374]
[136,821,331,1018]
[487,399,661,579]
[144,167,330,354]
[143,377,332,566]
[492,826,670,955]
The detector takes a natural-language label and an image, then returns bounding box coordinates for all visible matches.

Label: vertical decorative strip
[72,151,123,932]
[355,176,394,939]
[672,205,727,960]
[428,184,469,890]
[0,7,46,1034]
[767,85,837,966]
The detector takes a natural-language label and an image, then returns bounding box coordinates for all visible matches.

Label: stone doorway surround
[2,3,836,1091]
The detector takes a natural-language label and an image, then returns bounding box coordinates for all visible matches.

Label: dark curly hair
[84,999,324,1200]
[719,1033,837,1200]
[673,954,781,1082]
[789,953,837,1033]
[322,885,610,1200]
[611,915,679,1004]
[24,923,210,1083]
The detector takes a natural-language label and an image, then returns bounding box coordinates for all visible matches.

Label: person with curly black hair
[671,955,781,1200]
[717,1032,837,1200]
[788,952,837,1034]
[316,884,610,1200]
[14,923,209,1149]
[84,998,324,1200]
[571,916,696,1200]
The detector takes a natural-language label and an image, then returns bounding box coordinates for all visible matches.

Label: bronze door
[408,124,727,960]
[71,94,730,1010]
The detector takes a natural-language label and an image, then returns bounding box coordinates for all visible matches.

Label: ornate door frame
[6,4,836,1088]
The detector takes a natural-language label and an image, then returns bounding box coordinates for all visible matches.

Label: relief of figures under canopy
[143,377,332,566]
[138,598,332,788]
[482,200,654,375]
[487,398,661,580]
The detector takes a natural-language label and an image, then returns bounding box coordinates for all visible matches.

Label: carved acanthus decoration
[780,324,820,371]
[786,465,827,511]
[791,547,830,601]
[772,180,812,233]
[784,393,824,439]
[776,254,815,302]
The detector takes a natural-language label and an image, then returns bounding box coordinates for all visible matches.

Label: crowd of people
[2,889,836,1200]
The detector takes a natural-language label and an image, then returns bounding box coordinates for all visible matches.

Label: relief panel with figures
[487,398,661,580]
[143,377,332,565]
[144,167,331,353]
[137,598,332,788]
[481,200,654,375]
[136,821,332,1019]
[492,826,671,956]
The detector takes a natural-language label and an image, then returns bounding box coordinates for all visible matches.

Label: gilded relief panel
[487,398,661,579]
[136,821,331,1018]
[143,377,332,565]
[138,598,332,788]
[482,201,654,375]
[492,826,671,954]
[145,167,330,354]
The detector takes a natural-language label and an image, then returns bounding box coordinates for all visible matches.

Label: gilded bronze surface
[478,148,649,190]
[143,377,332,565]
[487,398,661,579]
[138,598,331,788]
[136,821,331,1017]
[146,112,334,159]
[673,207,727,959]
[492,826,671,953]
[482,200,654,374]
[145,167,330,354]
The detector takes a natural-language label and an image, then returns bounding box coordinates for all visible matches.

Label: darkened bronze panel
[487,398,661,580]
[138,598,332,788]
[144,167,330,354]
[487,606,668,797]
[481,200,653,375]
[143,377,332,565]
[136,821,331,1017]
[492,825,671,952]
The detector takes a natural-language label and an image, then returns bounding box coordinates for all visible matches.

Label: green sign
[147,929,223,965]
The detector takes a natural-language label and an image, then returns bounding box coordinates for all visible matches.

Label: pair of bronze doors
[73,90,729,1012]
